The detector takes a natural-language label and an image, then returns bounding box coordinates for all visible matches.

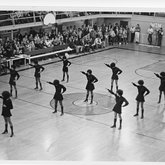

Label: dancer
[56,53,71,82]
[81,69,98,104]
[0,91,14,137]
[29,60,45,90]
[132,80,150,119]
[6,65,20,98]
[105,62,122,92]
[154,72,165,103]
[47,79,66,116]
[107,89,129,130]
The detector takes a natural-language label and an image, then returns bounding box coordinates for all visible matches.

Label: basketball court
[0,44,165,161]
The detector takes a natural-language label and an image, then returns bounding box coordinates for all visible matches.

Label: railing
[0,11,163,28]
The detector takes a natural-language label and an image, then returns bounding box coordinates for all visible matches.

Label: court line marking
[135,60,165,79]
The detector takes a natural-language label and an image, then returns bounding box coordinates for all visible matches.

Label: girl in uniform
[47,79,66,116]
[81,69,98,104]
[6,65,20,98]
[107,89,129,130]
[132,80,150,119]
[154,72,165,103]
[105,62,122,92]
[0,91,14,137]
[29,60,45,90]
[56,53,71,83]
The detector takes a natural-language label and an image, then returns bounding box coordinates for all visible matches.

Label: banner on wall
[150,23,162,31]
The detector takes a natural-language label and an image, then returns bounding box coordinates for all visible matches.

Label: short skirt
[53,93,63,101]
[63,67,68,72]
[86,83,95,91]
[112,105,122,114]
[136,95,145,102]
[9,79,16,86]
[111,75,119,80]
[1,108,12,117]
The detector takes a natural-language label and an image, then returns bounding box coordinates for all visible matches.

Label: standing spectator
[147,25,154,45]
[104,26,109,47]
[130,26,135,43]
[123,28,128,44]
[158,27,163,47]
[118,27,123,45]
[126,25,130,43]
[135,24,141,44]
[109,28,116,45]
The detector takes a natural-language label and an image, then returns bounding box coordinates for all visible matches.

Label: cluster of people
[130,23,164,46]
[0,28,65,59]
[0,22,131,61]
[147,25,164,46]
[2,49,165,138]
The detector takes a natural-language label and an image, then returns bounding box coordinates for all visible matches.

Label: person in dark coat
[157,27,163,47]
[132,80,150,119]
[81,69,98,104]
[154,72,165,103]
[6,65,20,98]
[29,60,45,90]
[47,79,66,116]
[107,89,129,130]
[105,62,122,92]
[0,91,14,137]
[56,53,71,83]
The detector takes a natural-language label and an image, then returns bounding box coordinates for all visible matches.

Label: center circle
[50,92,115,115]
[73,99,98,107]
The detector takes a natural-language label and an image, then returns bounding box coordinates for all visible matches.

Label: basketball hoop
[43,13,56,26]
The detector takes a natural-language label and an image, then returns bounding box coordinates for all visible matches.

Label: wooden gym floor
[0,44,165,161]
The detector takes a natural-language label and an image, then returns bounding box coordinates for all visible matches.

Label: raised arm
[47,81,54,85]
[81,71,87,75]
[104,63,111,68]
[106,88,117,96]
[56,54,63,60]
[29,64,34,67]
[132,82,138,87]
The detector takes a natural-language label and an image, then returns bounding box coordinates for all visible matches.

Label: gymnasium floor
[0,44,165,161]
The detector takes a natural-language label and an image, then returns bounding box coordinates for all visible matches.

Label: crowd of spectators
[0,22,131,59]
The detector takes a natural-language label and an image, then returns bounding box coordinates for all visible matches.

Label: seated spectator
[93,35,104,49]
[28,34,34,42]
[52,36,61,46]
[74,37,84,54]
[67,37,75,50]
